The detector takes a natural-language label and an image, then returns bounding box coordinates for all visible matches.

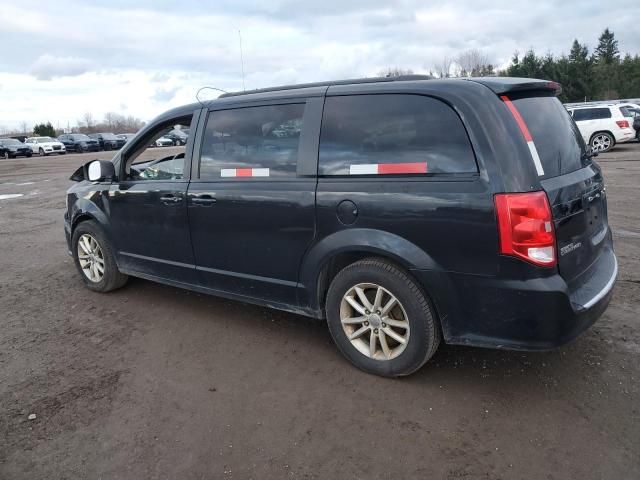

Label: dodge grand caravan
[64,76,617,377]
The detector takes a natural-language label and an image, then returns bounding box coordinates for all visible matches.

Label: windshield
[36,137,53,143]
[511,94,589,178]
[0,139,21,146]
[71,134,91,140]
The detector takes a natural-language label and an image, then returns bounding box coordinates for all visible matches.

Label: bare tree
[80,112,95,133]
[455,49,494,77]
[104,112,118,131]
[378,67,414,78]
[433,56,454,78]
[18,121,29,134]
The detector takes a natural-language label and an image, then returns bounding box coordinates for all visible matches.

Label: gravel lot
[1,144,639,479]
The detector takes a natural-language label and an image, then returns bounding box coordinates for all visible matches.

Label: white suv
[566,104,635,152]
[24,136,66,156]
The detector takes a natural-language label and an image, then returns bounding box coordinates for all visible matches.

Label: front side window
[124,115,193,181]
[318,94,477,176]
[199,103,304,179]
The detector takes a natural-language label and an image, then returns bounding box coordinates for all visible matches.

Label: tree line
[502,28,640,102]
[1,112,145,137]
[381,28,639,103]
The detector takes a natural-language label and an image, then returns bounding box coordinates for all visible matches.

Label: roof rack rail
[218,75,433,98]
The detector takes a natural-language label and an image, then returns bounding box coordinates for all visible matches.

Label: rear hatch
[507,93,611,283]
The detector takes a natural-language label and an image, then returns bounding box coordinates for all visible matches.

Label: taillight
[616,120,629,129]
[494,191,556,267]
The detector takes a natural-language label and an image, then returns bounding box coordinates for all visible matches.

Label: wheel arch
[589,130,616,145]
[299,229,442,317]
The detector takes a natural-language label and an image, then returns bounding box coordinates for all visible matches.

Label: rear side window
[512,95,588,178]
[572,108,612,121]
[200,104,304,179]
[318,94,477,176]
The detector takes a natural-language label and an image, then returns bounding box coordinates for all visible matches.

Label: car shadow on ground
[119,276,608,395]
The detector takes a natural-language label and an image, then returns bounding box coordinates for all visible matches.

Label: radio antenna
[196,86,229,107]
[239,30,246,91]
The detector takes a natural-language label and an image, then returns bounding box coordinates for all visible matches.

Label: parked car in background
[0,138,33,159]
[89,133,126,151]
[117,133,136,143]
[566,104,635,152]
[24,136,66,156]
[154,136,174,147]
[163,129,189,145]
[58,134,100,153]
[65,76,617,377]
[618,104,640,141]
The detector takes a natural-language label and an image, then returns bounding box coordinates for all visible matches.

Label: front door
[187,100,320,306]
[108,111,200,283]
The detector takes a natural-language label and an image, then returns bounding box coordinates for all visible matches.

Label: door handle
[191,195,217,205]
[160,195,182,203]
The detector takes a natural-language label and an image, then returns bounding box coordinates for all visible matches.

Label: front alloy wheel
[77,233,105,283]
[340,283,410,360]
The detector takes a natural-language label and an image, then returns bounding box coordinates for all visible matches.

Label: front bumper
[64,213,72,255]
[412,246,617,351]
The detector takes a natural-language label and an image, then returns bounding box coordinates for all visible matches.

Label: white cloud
[29,55,97,81]
[0,0,637,129]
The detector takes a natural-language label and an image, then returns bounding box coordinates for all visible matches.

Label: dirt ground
[0,143,638,480]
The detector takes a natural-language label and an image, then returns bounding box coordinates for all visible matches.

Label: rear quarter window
[318,94,477,176]
[513,95,589,178]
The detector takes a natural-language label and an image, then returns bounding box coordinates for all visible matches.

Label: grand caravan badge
[560,242,582,256]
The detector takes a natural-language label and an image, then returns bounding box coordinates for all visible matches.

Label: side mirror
[86,160,115,182]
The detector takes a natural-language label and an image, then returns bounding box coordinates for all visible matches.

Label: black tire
[71,220,128,293]
[326,258,440,377]
[3,152,9,160]
[26,153,32,158]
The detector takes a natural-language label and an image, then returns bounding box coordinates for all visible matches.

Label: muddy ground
[0,144,638,479]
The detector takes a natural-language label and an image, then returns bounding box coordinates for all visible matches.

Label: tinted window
[572,108,611,121]
[513,95,588,178]
[200,104,304,179]
[318,94,477,176]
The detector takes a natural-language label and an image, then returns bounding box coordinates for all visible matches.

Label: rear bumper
[412,246,617,351]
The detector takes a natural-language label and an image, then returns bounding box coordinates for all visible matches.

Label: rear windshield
[512,95,588,178]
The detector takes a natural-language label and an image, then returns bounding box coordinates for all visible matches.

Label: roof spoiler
[465,77,562,96]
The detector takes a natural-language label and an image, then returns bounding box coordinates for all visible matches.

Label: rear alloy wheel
[340,283,410,361]
[591,132,614,153]
[326,258,440,377]
[3,152,9,160]
[39,148,46,156]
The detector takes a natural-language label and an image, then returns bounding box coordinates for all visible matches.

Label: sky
[0,0,637,132]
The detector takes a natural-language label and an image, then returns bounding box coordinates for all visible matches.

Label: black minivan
[64,76,617,377]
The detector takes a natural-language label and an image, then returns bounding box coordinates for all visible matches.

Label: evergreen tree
[33,122,55,137]
[593,28,619,64]
[498,29,640,102]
